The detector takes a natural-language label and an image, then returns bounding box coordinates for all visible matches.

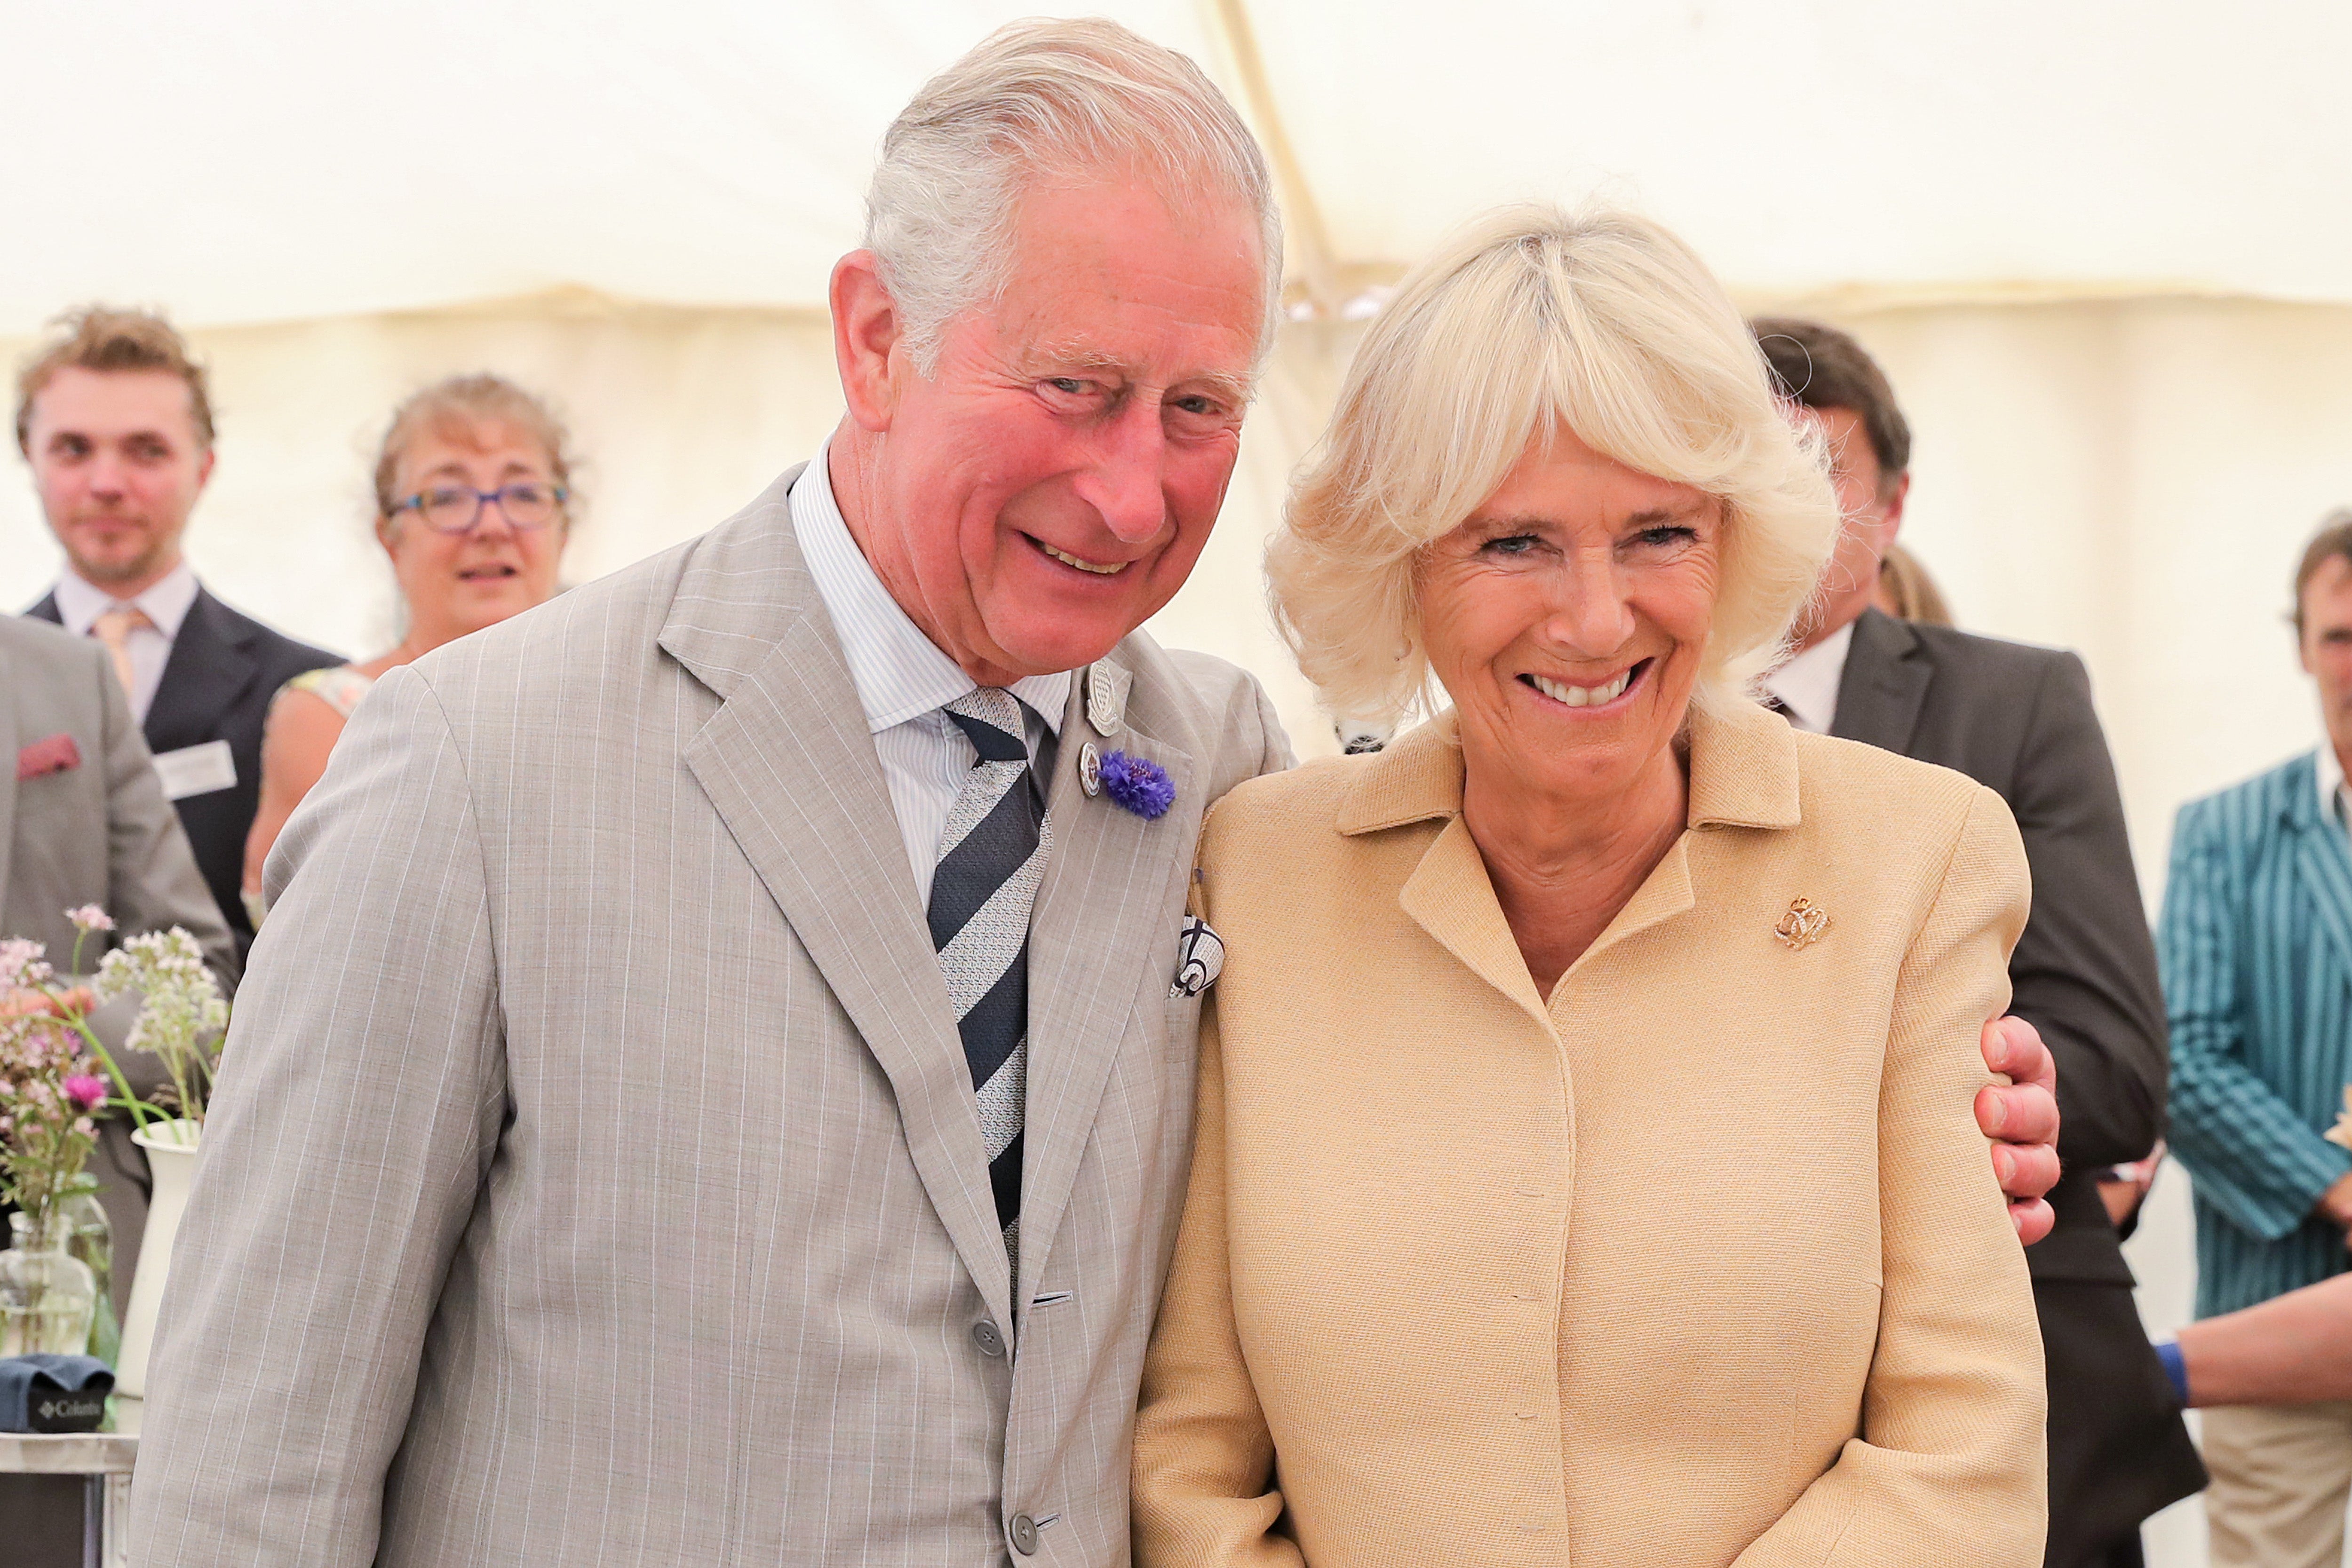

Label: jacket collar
[1336,695,1804,837]
[1827,607,1933,753]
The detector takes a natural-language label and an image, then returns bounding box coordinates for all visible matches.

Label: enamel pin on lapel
[1078,743,1103,797]
[1774,897,1829,951]
[1085,660,1131,738]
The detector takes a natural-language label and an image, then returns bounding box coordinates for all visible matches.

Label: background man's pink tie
[90,604,155,702]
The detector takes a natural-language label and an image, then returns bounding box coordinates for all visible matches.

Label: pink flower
[64,906,115,934]
[63,1075,107,1112]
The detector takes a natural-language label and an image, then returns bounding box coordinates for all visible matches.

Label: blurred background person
[2160,510,2352,1568]
[1,611,237,1568]
[2160,1272,2352,1410]
[1875,538,1954,625]
[1754,317,2200,1568]
[240,373,573,923]
[16,308,342,960]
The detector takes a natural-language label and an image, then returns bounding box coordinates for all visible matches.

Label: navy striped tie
[930,689,1049,1269]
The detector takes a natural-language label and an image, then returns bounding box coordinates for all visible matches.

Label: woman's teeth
[1528,668,1632,708]
[1039,541,1127,575]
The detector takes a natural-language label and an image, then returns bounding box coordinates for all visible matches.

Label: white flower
[0,939,50,992]
[64,905,115,934]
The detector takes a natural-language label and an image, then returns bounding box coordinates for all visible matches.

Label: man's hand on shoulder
[1978,1015,2061,1245]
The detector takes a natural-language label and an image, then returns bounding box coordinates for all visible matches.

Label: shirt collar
[51,560,200,641]
[788,443,1069,736]
[2320,740,2347,826]
[1761,618,1855,736]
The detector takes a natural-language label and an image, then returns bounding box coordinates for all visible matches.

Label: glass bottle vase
[0,1208,101,1357]
[58,1175,119,1364]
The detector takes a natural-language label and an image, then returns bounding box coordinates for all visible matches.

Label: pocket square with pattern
[1169,915,1224,998]
[16,733,81,782]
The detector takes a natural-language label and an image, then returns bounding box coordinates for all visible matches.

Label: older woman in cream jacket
[1131,206,2046,1567]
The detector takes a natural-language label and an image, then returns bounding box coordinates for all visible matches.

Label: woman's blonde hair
[373,372,576,526]
[1270,203,1840,729]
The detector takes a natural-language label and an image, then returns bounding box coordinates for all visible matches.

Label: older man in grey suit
[127,20,2063,1568]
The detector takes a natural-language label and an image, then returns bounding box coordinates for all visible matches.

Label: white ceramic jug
[116,1118,201,1398]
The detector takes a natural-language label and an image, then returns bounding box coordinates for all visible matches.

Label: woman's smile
[1519,657,1651,713]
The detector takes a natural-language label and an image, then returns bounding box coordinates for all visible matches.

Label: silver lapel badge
[1086,660,1131,738]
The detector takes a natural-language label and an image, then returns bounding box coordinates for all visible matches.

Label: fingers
[2010,1197,2056,1246]
[1980,1015,2058,1095]
[1989,1132,2061,1204]
[1976,1080,2060,1151]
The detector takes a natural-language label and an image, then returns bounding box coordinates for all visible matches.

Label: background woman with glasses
[240,373,576,926]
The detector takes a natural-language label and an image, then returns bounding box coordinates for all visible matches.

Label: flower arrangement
[0,908,230,1208]
[0,938,105,1222]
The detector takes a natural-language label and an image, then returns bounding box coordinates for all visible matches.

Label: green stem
[45,994,159,1132]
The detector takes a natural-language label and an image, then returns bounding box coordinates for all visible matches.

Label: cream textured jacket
[1133,701,2048,1567]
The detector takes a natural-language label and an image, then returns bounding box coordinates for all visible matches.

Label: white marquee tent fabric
[6,8,2352,1560]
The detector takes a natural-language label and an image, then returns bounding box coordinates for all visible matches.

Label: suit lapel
[663,477,1014,1327]
[1828,609,1931,754]
[1013,652,1197,1308]
[24,594,61,626]
[146,590,259,754]
[2289,759,2352,984]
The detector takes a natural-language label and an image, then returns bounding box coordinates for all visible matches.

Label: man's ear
[1881,470,1910,536]
[193,447,217,492]
[833,250,906,433]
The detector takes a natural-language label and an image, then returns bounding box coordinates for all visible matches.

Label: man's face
[23,366,214,593]
[850,174,1264,684]
[1790,404,1907,648]
[2300,554,2352,760]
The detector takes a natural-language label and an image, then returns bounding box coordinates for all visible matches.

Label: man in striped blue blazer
[2161,509,2352,1568]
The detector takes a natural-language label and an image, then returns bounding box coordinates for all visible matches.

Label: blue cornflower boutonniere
[1100,750,1175,820]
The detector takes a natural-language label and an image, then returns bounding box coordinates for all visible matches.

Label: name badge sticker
[152,738,237,801]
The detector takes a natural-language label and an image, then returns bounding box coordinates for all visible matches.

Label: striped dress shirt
[789,446,1071,902]
[2159,747,2352,1318]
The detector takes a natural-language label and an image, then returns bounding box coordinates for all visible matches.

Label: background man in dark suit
[1754,317,2204,1568]
[15,308,340,957]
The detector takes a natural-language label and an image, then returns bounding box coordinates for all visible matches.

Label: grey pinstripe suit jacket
[125,467,1294,1566]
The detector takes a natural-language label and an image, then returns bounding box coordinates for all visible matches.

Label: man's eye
[1045,378,1089,396]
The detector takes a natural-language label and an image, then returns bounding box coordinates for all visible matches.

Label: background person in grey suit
[1,610,238,1568]
[127,25,2064,1568]
[1756,317,2202,1568]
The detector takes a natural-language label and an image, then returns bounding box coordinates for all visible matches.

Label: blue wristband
[2154,1339,2189,1407]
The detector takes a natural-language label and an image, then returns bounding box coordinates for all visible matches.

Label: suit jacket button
[1009,1513,1040,1555]
[971,1320,1007,1357]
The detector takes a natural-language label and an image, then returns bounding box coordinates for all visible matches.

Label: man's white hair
[865,17,1284,373]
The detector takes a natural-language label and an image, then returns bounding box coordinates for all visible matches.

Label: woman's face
[1417,425,1721,806]
[378,420,567,645]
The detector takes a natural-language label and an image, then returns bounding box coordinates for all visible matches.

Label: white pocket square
[1169,916,1224,998]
